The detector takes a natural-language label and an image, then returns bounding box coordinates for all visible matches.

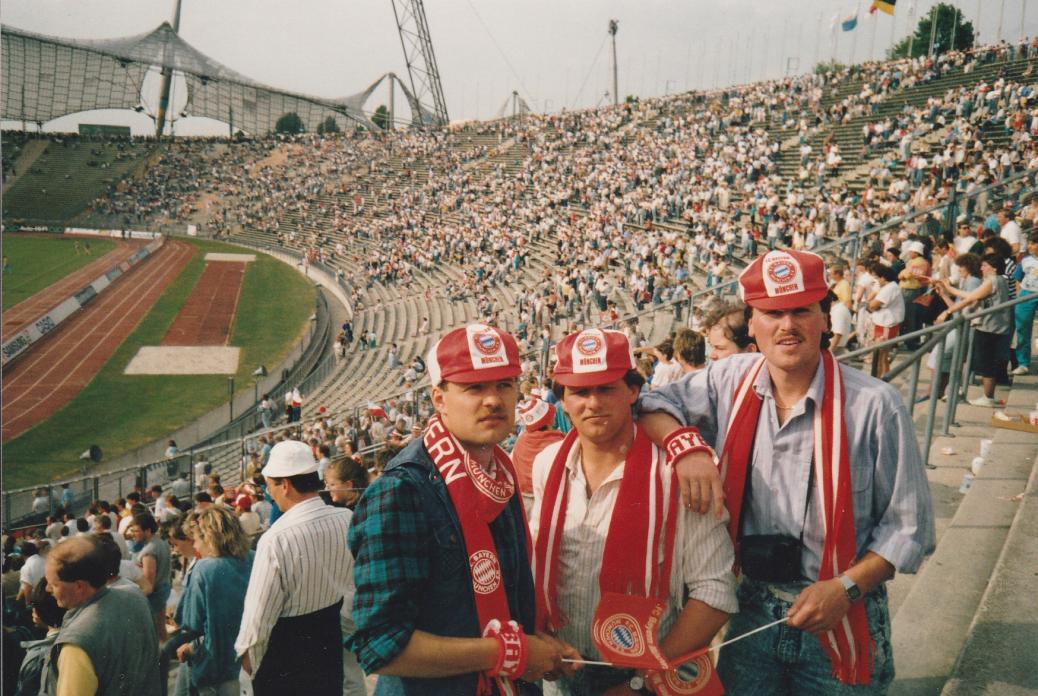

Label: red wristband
[663,426,715,464]
[484,620,528,680]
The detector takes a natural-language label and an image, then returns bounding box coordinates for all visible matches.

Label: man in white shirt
[17,540,50,605]
[531,329,736,695]
[235,441,354,695]
[999,208,1023,253]
[646,339,684,389]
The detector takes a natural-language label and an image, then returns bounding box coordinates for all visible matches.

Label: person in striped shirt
[530,328,736,695]
[234,440,355,696]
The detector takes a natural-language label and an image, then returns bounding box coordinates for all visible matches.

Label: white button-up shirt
[530,438,737,659]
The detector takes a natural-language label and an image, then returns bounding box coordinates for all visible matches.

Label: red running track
[1,240,196,442]
[2,240,147,336]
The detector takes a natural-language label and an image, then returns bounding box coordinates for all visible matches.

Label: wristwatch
[838,574,862,602]
[629,675,651,694]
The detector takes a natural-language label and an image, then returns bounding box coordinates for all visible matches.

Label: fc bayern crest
[469,550,502,594]
[577,332,604,356]
[473,330,502,355]
[593,613,646,658]
[766,256,798,284]
[647,655,718,695]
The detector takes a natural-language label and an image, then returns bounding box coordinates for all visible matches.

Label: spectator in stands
[60,484,74,513]
[322,457,368,511]
[703,301,757,361]
[45,516,64,542]
[42,535,161,695]
[92,515,128,560]
[174,505,254,696]
[1012,231,1038,374]
[15,541,48,606]
[14,578,66,696]
[868,263,905,378]
[235,440,354,695]
[131,511,172,641]
[937,254,1012,406]
[510,398,565,515]
[164,474,187,502]
[31,489,50,515]
[673,327,707,374]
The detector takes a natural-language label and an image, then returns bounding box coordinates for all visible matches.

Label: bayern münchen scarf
[719,351,874,685]
[423,415,527,696]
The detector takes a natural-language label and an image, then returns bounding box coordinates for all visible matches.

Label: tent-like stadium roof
[1,23,428,134]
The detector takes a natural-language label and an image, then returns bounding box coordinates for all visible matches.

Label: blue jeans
[717,579,894,695]
[1014,289,1037,368]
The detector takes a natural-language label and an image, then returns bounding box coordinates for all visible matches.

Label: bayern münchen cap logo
[473,330,502,355]
[577,333,603,356]
[766,256,798,284]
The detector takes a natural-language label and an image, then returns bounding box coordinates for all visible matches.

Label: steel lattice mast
[389,0,449,127]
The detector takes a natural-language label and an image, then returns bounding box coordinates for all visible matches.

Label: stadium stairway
[887,372,1038,695]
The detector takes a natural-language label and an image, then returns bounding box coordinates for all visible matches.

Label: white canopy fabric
[0,23,427,133]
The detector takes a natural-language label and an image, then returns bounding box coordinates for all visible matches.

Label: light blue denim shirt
[639,352,936,581]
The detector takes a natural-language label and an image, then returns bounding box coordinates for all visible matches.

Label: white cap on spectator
[263,441,318,477]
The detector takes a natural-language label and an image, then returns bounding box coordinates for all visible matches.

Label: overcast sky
[3,0,1036,134]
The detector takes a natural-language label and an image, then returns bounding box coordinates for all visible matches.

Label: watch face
[629,676,645,690]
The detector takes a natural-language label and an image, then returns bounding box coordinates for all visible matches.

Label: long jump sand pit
[124,346,241,375]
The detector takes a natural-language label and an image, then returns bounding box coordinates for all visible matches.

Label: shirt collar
[560,429,632,488]
[751,356,826,411]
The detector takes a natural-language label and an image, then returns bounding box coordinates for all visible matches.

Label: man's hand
[535,633,583,681]
[176,643,193,663]
[523,633,568,683]
[787,579,852,634]
[675,451,725,517]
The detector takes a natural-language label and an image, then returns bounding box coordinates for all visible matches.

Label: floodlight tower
[608,19,619,107]
[390,0,449,127]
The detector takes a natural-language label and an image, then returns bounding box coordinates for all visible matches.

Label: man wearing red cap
[510,398,564,515]
[348,323,578,695]
[531,328,736,696]
[639,249,935,694]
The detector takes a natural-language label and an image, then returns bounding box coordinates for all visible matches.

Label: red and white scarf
[533,425,676,633]
[423,415,528,696]
[720,351,874,685]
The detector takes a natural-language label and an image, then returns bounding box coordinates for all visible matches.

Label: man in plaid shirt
[347,324,578,695]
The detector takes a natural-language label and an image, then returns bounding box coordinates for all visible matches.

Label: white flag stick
[560,617,789,668]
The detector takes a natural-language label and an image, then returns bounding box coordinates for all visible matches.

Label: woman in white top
[868,263,906,378]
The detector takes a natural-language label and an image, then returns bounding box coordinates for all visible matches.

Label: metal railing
[2,288,334,529]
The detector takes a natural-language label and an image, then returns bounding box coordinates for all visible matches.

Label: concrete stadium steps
[2,138,154,221]
[886,373,1038,695]
[780,56,1038,191]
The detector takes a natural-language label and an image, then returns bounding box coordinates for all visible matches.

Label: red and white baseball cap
[427,323,521,385]
[517,398,555,431]
[552,328,636,387]
[738,249,829,310]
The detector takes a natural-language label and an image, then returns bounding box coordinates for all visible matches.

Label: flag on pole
[367,401,388,419]
[870,0,896,14]
[841,13,859,31]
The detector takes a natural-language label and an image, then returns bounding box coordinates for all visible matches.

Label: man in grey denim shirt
[639,249,935,695]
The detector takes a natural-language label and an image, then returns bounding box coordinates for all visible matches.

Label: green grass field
[1,234,117,310]
[2,238,316,488]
